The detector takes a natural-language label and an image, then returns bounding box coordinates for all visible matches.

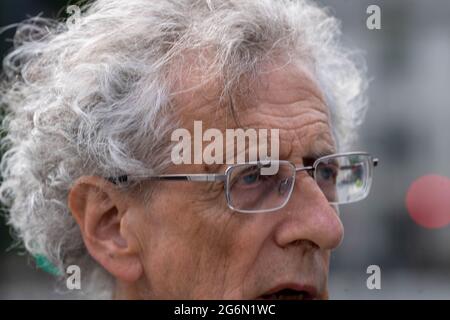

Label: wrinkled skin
[69,61,344,300]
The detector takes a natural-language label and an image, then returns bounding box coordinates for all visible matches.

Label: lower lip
[258,284,317,300]
[259,293,313,300]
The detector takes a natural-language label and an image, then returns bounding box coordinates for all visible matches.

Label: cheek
[134,192,253,298]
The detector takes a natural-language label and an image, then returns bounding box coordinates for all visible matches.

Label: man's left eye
[319,167,336,180]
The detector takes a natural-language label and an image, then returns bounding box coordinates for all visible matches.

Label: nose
[274,173,344,250]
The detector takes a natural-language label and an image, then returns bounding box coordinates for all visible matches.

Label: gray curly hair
[0,0,367,298]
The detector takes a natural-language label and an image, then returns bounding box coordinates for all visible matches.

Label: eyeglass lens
[226,154,373,212]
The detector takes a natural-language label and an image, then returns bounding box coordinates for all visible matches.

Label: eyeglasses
[108,152,378,213]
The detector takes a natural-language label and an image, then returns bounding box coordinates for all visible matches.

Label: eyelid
[303,150,333,165]
[229,165,258,187]
[302,157,317,167]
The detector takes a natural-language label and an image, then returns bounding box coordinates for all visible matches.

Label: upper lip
[257,283,318,300]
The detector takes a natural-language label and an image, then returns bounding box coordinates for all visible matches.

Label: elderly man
[0,0,375,299]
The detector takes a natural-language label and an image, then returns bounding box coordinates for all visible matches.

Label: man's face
[126,62,344,299]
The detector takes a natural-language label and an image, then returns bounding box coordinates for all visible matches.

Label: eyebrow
[284,133,337,163]
[312,123,338,151]
[202,162,226,174]
[308,144,336,160]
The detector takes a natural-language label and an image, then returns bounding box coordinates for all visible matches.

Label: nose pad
[278,177,293,195]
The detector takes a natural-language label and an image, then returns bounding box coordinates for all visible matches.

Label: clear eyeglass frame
[108,151,379,214]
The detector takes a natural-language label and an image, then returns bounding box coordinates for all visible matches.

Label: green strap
[34,254,61,276]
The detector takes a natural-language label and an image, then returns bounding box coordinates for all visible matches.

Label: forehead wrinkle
[253,90,329,116]
[254,60,326,102]
[241,108,330,133]
[236,85,331,133]
[175,95,224,127]
[171,68,230,128]
[283,120,336,162]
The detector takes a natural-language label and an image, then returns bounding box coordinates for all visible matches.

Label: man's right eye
[242,172,260,184]
[233,166,266,188]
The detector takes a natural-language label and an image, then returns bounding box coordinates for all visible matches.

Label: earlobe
[68,176,143,283]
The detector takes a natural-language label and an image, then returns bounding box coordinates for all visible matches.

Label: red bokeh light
[406,175,450,229]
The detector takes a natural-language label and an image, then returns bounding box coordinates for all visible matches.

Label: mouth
[257,284,317,300]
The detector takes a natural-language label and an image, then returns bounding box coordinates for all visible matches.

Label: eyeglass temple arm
[108,157,379,184]
[108,174,227,184]
[293,157,379,173]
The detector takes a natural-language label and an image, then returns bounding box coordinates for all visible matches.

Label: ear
[68,176,143,283]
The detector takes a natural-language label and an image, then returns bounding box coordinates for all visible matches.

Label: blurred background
[1,0,450,299]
